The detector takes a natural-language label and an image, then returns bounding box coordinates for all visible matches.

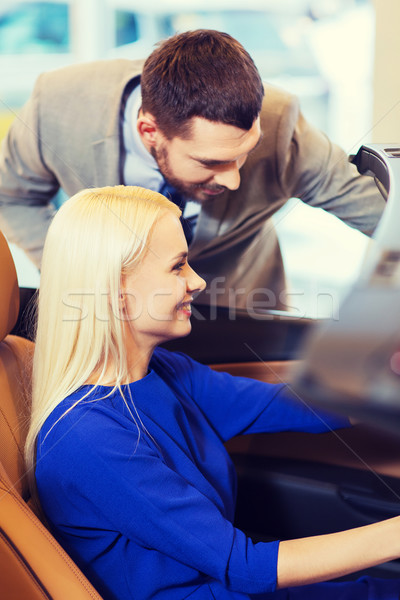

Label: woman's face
[121,212,206,349]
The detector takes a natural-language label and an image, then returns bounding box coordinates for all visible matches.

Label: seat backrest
[0,231,32,496]
[0,231,102,599]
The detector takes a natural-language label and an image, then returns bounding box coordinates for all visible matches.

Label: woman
[25,186,400,599]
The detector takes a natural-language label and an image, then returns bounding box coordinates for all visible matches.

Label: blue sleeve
[37,405,279,595]
[155,349,350,442]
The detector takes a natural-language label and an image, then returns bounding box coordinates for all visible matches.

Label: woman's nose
[187,265,206,294]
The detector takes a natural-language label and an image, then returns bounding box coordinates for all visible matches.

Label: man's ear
[137,111,161,150]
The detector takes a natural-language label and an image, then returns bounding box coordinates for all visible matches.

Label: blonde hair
[25,185,181,486]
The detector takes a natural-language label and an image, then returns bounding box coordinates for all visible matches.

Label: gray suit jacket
[0,59,384,308]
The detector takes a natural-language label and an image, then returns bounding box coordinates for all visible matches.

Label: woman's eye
[173,262,185,272]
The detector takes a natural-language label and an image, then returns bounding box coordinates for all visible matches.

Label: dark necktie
[159,181,197,246]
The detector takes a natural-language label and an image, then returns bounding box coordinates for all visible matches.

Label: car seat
[0,231,102,599]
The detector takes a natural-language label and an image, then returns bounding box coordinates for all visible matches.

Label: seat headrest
[0,231,19,342]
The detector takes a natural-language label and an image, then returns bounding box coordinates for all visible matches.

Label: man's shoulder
[38,58,143,90]
[261,82,299,117]
[32,58,143,120]
[255,82,301,151]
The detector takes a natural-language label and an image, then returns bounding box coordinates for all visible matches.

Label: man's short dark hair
[141,29,264,139]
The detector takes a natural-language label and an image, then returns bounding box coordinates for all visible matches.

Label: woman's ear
[118,283,141,324]
[111,285,126,322]
[119,284,130,317]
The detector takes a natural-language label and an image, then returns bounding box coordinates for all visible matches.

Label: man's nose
[213,162,241,191]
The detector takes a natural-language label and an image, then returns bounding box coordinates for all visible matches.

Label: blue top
[36,348,349,600]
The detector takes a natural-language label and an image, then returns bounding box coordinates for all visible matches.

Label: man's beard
[150,145,226,202]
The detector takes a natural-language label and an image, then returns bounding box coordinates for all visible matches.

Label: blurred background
[0,0,377,149]
[0,0,398,317]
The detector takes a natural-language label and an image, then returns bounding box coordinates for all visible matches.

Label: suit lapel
[189,193,230,259]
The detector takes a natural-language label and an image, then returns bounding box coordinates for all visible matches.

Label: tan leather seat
[0,231,102,599]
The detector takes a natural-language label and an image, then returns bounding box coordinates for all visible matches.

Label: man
[0,29,383,309]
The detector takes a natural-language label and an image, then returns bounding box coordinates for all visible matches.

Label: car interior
[2,144,400,596]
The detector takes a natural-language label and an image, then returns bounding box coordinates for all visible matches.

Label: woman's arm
[159,349,350,441]
[277,515,400,588]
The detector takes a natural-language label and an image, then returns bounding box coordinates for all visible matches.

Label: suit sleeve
[0,74,59,267]
[274,98,385,237]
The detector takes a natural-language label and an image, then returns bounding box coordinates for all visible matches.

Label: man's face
[149,116,262,202]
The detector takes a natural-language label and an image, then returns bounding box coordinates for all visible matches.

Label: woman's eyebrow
[170,251,188,263]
